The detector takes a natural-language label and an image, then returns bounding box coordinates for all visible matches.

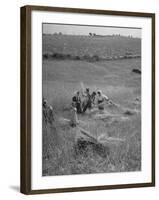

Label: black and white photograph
[20,5,155,194]
[42,23,142,176]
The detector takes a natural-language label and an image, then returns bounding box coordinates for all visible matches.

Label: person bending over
[96,90,110,111]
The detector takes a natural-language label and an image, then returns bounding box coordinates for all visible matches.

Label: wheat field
[42,35,141,176]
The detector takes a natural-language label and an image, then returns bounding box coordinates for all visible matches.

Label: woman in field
[96,90,110,111]
[42,98,54,125]
[70,102,78,127]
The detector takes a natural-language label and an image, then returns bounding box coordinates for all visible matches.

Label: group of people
[42,88,112,127]
[70,88,112,127]
[71,88,111,114]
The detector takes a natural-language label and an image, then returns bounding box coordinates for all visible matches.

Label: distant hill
[42,34,141,59]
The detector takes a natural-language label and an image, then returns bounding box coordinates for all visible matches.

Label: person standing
[72,91,82,113]
[42,98,54,125]
[43,99,49,124]
[82,88,92,113]
[48,105,54,124]
[70,102,78,127]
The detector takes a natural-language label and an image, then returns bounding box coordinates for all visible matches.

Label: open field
[42,56,141,176]
[43,34,141,60]
[42,33,141,176]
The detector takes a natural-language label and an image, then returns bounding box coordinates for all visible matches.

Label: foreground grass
[42,111,141,176]
[42,58,141,176]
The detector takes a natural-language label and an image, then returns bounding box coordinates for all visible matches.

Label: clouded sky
[43,23,141,38]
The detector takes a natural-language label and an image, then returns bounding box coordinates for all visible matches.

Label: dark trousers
[82,100,92,113]
[76,102,82,113]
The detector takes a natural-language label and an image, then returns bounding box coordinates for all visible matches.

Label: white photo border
[31,9,152,190]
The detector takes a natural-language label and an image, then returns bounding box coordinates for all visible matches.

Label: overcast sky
[43,23,141,38]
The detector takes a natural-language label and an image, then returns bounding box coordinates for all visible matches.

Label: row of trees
[44,32,137,38]
[89,33,135,38]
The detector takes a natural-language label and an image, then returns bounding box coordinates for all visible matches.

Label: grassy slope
[42,58,141,176]
[43,34,141,57]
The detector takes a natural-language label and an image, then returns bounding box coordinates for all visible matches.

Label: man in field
[72,91,82,113]
[82,88,92,113]
[82,88,97,113]
[91,91,97,105]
